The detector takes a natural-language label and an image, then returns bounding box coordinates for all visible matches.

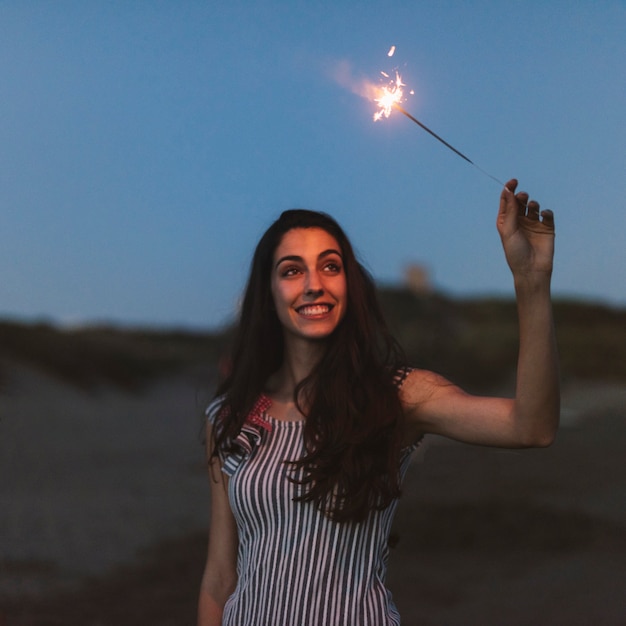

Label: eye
[322,261,342,273]
[280,265,301,278]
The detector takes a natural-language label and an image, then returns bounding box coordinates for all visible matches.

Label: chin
[300,328,336,341]
[292,321,340,342]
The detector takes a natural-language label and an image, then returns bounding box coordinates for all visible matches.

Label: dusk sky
[2,2,624,329]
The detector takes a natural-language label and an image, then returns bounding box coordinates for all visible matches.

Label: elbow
[201,572,237,607]
[198,559,238,615]
[513,399,560,448]
[515,432,556,449]
[519,419,559,448]
[198,574,236,625]
[530,429,557,448]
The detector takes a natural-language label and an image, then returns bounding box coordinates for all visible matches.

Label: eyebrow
[274,248,342,269]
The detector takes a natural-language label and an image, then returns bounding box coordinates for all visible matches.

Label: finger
[527,200,540,221]
[499,179,518,213]
[515,192,529,216]
[540,209,555,229]
[498,179,519,234]
[504,178,518,194]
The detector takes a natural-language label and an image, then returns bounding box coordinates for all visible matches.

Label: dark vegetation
[1,290,625,393]
[0,322,227,391]
[380,290,626,391]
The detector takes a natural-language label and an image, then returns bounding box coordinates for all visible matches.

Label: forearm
[197,589,224,626]
[197,553,237,626]
[512,274,560,446]
[198,571,237,626]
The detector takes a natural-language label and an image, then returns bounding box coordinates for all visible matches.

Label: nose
[305,287,324,298]
[304,271,324,298]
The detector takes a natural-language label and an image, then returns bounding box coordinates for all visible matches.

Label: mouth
[296,304,334,317]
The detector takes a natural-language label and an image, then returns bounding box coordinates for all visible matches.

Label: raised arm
[401,179,560,448]
[197,422,238,626]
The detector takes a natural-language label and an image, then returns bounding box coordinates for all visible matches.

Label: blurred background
[1,2,625,624]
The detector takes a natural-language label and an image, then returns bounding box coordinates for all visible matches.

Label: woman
[197,179,559,625]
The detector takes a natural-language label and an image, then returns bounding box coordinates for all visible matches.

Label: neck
[267,333,326,400]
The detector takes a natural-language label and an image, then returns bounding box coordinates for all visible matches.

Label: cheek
[271,280,295,310]
[337,277,348,303]
[338,279,348,318]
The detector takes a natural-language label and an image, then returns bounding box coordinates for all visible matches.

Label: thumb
[497,178,518,234]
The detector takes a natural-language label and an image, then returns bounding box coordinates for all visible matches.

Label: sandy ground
[1,361,625,625]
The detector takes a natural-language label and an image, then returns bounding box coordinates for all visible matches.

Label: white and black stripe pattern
[217,412,418,626]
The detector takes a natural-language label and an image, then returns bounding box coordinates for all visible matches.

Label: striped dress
[207,394,419,626]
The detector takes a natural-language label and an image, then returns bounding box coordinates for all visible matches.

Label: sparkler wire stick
[393,104,505,187]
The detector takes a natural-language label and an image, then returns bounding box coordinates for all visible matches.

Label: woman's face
[271,227,347,343]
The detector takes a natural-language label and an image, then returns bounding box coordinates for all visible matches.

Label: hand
[497,178,555,281]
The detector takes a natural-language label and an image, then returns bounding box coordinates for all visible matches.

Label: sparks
[373,71,405,121]
[369,49,504,186]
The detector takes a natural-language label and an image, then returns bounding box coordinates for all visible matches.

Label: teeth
[299,305,330,316]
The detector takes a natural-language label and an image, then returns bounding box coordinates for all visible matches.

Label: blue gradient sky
[1,2,624,329]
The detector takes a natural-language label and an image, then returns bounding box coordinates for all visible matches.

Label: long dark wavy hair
[211,209,407,523]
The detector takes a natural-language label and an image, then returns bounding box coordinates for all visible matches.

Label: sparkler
[373,54,504,187]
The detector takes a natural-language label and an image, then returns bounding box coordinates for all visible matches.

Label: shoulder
[398,368,464,432]
[206,396,227,422]
[391,367,451,436]
[398,368,458,401]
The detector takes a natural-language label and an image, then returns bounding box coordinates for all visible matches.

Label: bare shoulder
[397,369,458,442]
[399,368,461,407]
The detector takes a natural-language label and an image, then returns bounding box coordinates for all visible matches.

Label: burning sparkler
[372,51,504,186]
[373,71,405,122]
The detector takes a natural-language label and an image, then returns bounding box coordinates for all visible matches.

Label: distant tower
[404,263,432,295]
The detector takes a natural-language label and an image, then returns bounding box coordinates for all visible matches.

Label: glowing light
[348,46,505,186]
[373,71,405,121]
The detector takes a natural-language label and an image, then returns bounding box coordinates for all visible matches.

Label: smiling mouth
[296,304,334,317]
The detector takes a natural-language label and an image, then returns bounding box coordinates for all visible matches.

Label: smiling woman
[197,182,560,626]
[271,227,347,342]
